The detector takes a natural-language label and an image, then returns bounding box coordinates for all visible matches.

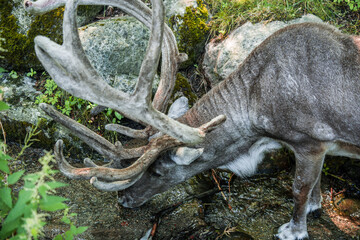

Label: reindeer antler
[29,0,203,143]
[54,115,226,191]
[25,0,226,191]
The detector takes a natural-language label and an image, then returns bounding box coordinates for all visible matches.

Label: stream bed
[7,144,360,240]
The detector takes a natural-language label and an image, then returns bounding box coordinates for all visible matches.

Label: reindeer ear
[170,147,204,165]
[167,97,189,119]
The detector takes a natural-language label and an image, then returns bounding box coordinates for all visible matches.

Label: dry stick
[211,169,232,211]
[227,173,235,207]
[0,120,6,153]
[326,172,360,192]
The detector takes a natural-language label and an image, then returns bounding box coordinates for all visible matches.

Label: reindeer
[24,0,360,239]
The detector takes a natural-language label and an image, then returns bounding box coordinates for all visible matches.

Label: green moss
[0,0,64,71]
[169,0,209,68]
[172,73,198,107]
[0,35,6,58]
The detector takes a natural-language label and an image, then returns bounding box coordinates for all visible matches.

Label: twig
[15,121,41,161]
[0,119,6,153]
[326,172,360,192]
[212,170,226,200]
[228,173,235,206]
[212,169,233,211]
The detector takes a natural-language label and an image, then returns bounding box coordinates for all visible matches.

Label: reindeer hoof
[275,222,309,240]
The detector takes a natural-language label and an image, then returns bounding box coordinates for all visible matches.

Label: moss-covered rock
[0,0,64,70]
[171,73,198,108]
[169,0,210,68]
[0,0,101,71]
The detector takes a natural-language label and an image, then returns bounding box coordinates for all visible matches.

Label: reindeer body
[120,23,360,239]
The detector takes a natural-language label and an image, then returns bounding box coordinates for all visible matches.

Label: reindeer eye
[150,168,163,177]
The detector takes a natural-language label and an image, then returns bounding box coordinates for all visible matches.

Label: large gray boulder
[202,14,324,86]
[78,16,159,93]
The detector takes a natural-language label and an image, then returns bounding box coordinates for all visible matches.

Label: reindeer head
[24,0,226,206]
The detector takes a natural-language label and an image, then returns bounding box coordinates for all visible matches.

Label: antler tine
[131,0,164,106]
[90,174,143,191]
[84,158,115,168]
[40,103,145,160]
[105,124,150,139]
[54,133,187,181]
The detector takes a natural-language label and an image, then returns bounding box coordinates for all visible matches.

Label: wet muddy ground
[6,144,360,240]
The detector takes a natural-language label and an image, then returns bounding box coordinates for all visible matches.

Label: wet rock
[154,199,207,239]
[202,14,323,86]
[204,174,294,239]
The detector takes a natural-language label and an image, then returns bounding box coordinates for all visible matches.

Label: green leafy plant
[0,149,88,239]
[15,121,41,162]
[9,70,18,79]
[0,102,88,239]
[0,67,6,79]
[0,95,9,112]
[26,68,37,77]
[334,0,360,10]
[54,209,88,240]
[105,108,124,124]
[35,79,89,118]
[35,77,123,143]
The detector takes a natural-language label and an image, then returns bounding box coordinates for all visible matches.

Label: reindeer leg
[276,143,325,240]
[307,174,322,218]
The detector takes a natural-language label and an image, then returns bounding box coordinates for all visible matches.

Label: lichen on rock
[78,16,159,93]
[163,0,198,18]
